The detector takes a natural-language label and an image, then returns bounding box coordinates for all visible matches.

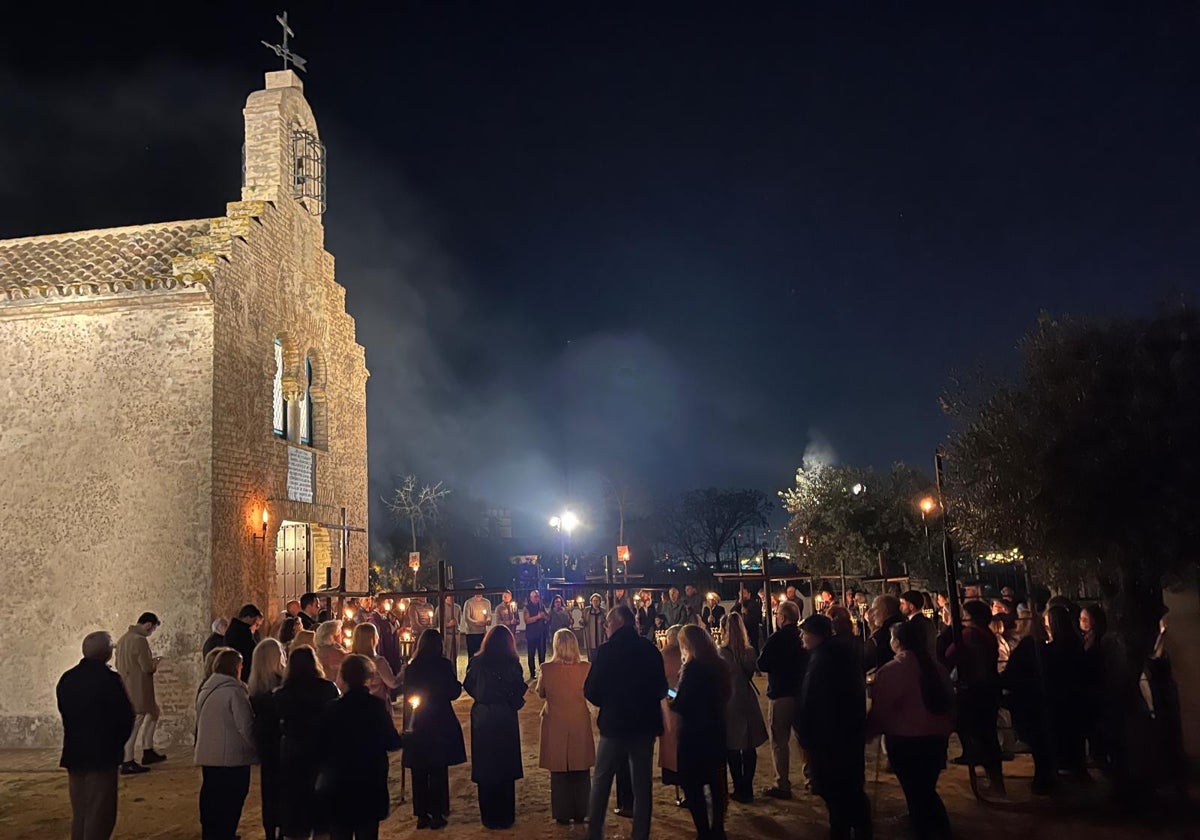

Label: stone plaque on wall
[287,447,315,503]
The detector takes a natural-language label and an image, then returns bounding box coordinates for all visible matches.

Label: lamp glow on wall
[252,507,270,545]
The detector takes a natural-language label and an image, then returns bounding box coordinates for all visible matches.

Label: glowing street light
[919,496,937,568]
[550,510,580,577]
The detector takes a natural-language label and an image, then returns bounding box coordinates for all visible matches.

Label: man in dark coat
[298,593,320,631]
[899,590,936,656]
[584,606,668,840]
[866,594,905,673]
[797,615,872,840]
[57,631,135,840]
[757,599,808,799]
[223,604,263,683]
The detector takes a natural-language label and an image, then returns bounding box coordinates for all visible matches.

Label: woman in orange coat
[536,629,596,824]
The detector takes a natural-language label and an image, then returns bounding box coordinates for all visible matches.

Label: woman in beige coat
[536,629,596,824]
[658,624,684,791]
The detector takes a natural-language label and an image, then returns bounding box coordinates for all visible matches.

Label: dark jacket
[224,618,258,683]
[661,598,688,628]
[672,658,730,782]
[867,612,906,672]
[402,653,467,769]
[636,604,657,637]
[701,604,726,632]
[733,596,763,629]
[202,632,225,656]
[797,636,866,788]
[298,612,318,632]
[319,686,402,824]
[464,655,527,784]
[276,678,340,834]
[584,625,668,739]
[56,658,135,772]
[757,623,808,699]
[907,612,936,657]
[249,680,283,771]
[367,611,401,675]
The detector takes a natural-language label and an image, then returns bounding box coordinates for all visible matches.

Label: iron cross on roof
[261,11,308,73]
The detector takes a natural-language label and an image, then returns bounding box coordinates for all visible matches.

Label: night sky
[3,3,1198,538]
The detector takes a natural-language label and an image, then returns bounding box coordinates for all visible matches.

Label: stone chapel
[0,70,368,747]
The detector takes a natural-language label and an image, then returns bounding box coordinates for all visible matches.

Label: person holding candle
[318,655,403,840]
[548,595,574,636]
[523,590,550,681]
[465,625,528,829]
[463,585,493,659]
[494,591,520,640]
[701,593,726,633]
[403,629,466,830]
[366,597,402,680]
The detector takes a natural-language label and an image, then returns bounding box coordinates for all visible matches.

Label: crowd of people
[55,580,1186,840]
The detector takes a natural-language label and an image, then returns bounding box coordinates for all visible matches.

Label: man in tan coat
[115,612,164,774]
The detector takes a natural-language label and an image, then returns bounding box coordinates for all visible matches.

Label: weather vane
[262,11,308,73]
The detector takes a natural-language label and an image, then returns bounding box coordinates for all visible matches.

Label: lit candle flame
[409,695,421,709]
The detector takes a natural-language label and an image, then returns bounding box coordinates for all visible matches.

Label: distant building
[0,70,368,747]
[482,507,513,539]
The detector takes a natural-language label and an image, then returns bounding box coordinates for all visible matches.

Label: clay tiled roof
[0,219,211,303]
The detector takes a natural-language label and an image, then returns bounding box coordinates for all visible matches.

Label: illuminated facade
[0,70,367,747]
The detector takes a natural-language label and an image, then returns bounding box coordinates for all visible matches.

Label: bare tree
[384,475,451,587]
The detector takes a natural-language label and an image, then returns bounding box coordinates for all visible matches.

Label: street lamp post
[919,496,936,571]
[549,510,579,578]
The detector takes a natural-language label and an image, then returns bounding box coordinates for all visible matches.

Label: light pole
[549,510,579,578]
[919,496,936,570]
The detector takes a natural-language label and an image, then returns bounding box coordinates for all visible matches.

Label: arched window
[299,355,314,445]
[273,339,288,438]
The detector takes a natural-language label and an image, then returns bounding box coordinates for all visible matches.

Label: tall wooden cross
[261,11,308,73]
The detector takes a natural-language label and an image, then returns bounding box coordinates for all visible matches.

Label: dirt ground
[0,667,1192,840]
